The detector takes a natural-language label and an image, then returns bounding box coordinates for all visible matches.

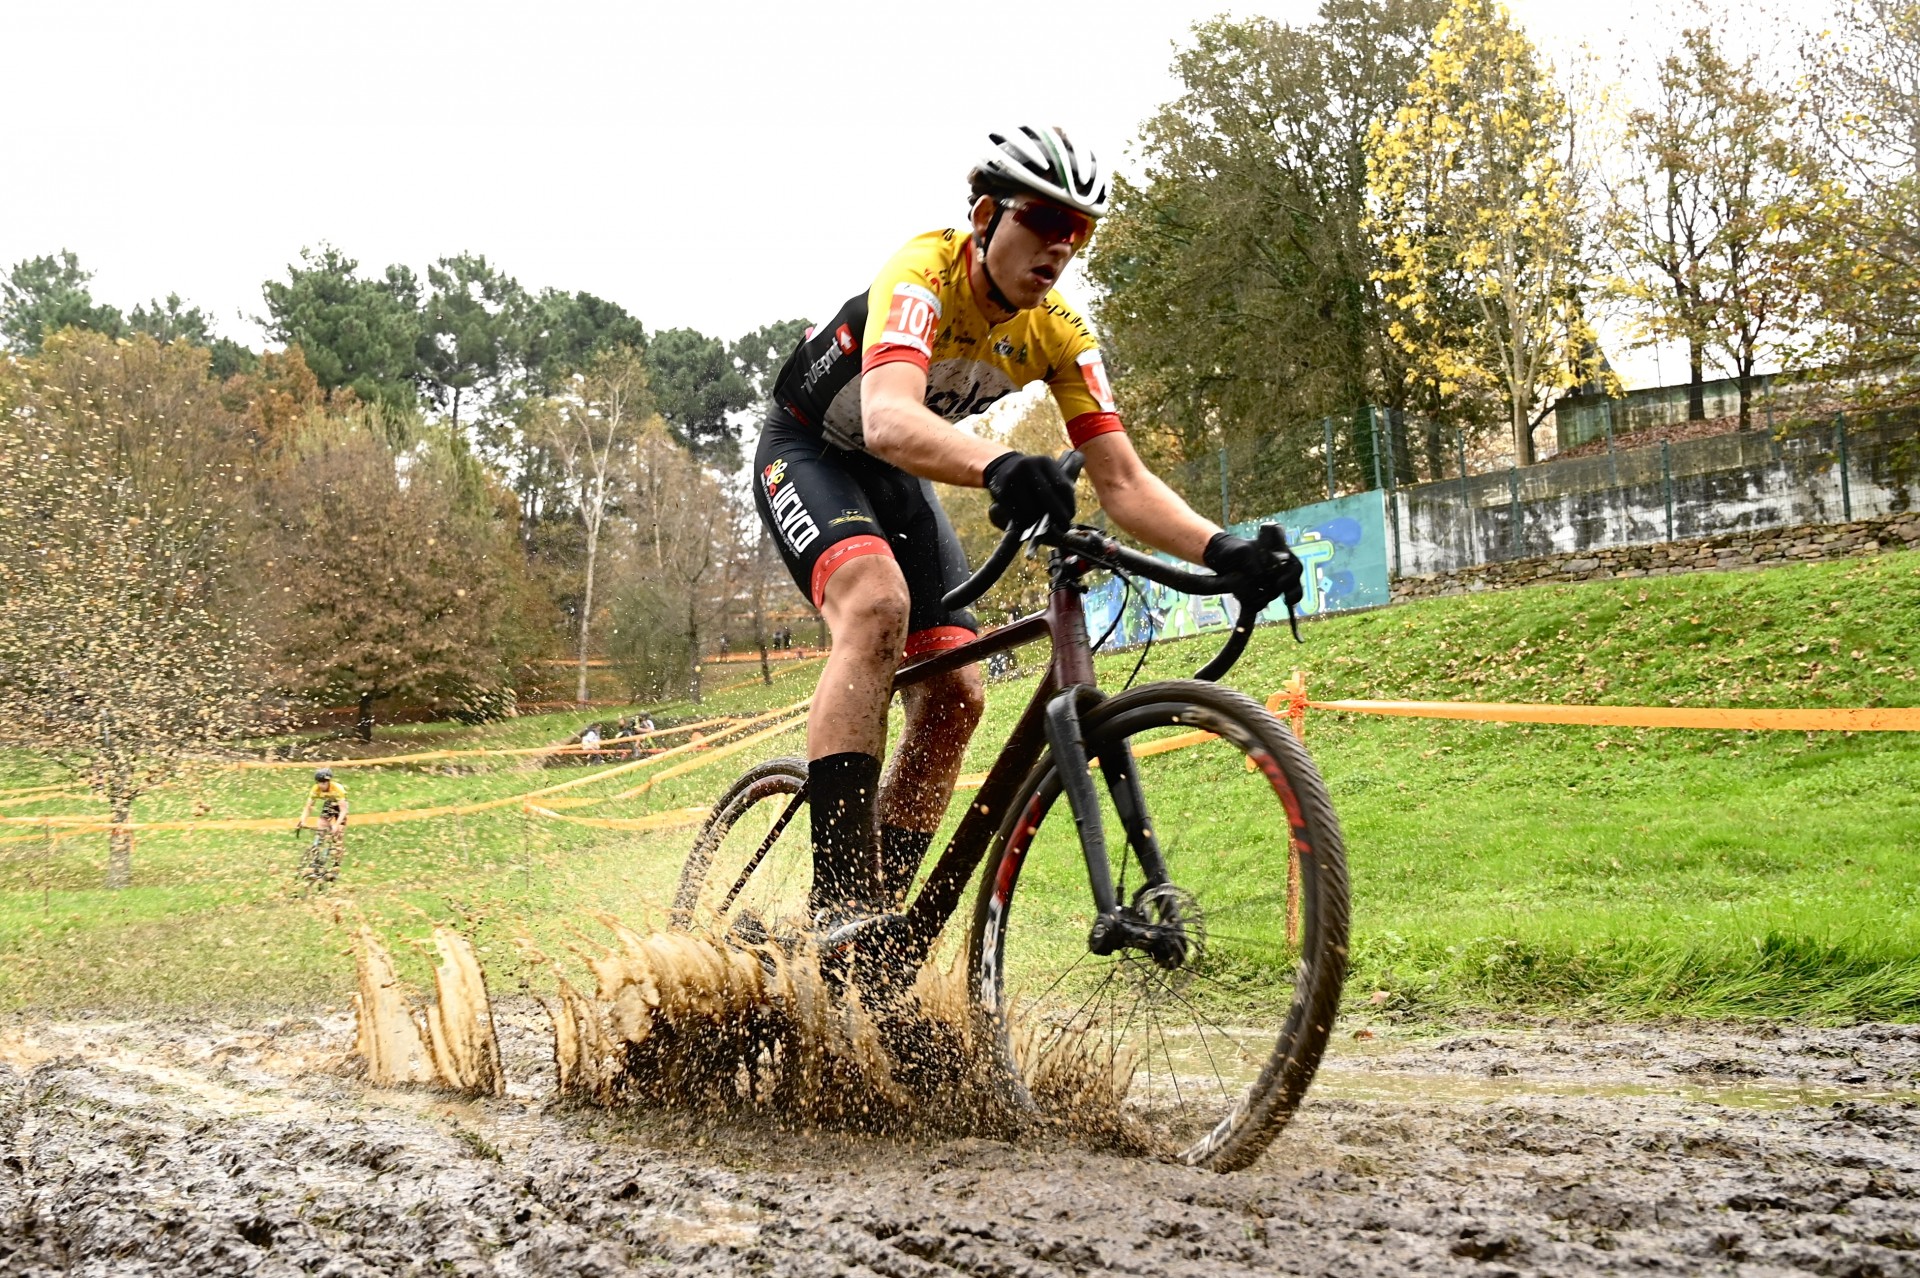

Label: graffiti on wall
[1084,491,1389,648]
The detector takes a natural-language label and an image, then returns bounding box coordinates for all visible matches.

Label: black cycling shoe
[722,909,769,946]
[815,911,923,1000]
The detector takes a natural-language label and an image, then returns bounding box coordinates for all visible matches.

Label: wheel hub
[1086,884,1206,972]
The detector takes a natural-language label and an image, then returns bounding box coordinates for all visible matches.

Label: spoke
[1112,965,1147,1100]
[1152,969,1258,1093]
[1026,943,1098,1011]
[719,791,805,917]
[1150,1009,1186,1111]
[1038,964,1120,1062]
[1115,957,1160,1101]
[1194,926,1296,943]
[1157,974,1269,1073]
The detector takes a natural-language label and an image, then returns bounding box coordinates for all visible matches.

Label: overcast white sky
[0,0,1830,389]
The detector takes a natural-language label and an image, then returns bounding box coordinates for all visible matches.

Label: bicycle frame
[730,506,1292,973]
[887,551,1130,965]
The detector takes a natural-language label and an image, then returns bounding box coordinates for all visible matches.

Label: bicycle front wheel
[967,679,1350,1171]
[300,837,329,891]
[671,756,812,938]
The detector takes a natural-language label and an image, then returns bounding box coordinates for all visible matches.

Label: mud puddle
[2,1009,1917,1276]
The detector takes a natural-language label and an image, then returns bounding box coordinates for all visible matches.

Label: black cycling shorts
[753,409,978,656]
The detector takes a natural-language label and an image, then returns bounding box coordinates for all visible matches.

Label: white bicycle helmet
[974,125,1110,218]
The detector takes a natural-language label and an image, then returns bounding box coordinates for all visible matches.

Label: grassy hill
[1120,552,1920,1021]
[2,552,1915,1021]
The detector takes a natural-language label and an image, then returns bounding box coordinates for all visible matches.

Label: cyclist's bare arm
[296,798,314,828]
[1081,431,1218,564]
[863,363,1218,562]
[861,362,1006,486]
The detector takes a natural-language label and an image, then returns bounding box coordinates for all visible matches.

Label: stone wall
[1391,510,1920,602]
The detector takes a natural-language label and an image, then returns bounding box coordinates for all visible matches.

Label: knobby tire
[672,756,809,931]
[965,679,1350,1172]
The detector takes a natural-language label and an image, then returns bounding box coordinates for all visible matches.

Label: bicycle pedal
[813,910,885,946]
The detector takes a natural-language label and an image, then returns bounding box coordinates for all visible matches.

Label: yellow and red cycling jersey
[310,780,346,809]
[771,228,1123,453]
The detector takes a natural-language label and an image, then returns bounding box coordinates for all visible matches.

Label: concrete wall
[1390,413,1918,579]
[1554,372,1788,449]
[1392,510,1920,602]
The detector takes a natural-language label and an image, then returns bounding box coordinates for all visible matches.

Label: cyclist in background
[295,767,350,880]
[754,124,1298,919]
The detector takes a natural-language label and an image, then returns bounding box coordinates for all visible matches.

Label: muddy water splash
[353,927,433,1085]
[528,917,1153,1140]
[356,915,1169,1147]
[539,920,938,1126]
[351,926,503,1096]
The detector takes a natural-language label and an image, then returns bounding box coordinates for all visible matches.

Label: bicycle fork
[1044,689,1188,969]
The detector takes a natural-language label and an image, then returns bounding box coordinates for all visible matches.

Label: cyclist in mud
[295,767,349,879]
[755,124,1298,919]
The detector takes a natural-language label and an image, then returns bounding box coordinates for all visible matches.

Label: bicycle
[674,459,1350,1171]
[293,821,342,891]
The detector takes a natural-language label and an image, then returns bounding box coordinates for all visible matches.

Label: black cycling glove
[1204,531,1305,607]
[983,451,1076,533]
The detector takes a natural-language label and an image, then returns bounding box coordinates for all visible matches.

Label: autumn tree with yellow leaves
[1367,0,1602,466]
[1607,22,1807,431]
[257,412,526,741]
[1796,0,1920,394]
[0,332,253,887]
[1087,1,1449,510]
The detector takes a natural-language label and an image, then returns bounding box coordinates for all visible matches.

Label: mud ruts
[2,1012,1916,1276]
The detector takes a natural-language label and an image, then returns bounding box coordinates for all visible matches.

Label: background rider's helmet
[314,768,333,783]
[969,125,1110,219]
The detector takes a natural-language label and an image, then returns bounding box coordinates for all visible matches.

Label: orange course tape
[1304,699,1920,731]
[522,804,710,832]
[0,700,813,833]
[0,790,81,810]
[24,679,1909,836]
[599,708,811,803]
[0,824,103,845]
[706,657,822,697]
[950,670,1912,791]
[0,783,75,798]
[235,713,744,769]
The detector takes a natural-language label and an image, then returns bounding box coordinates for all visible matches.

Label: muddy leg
[809,556,909,909]
[876,666,984,903]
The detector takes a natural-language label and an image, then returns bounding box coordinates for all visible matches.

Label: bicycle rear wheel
[671,757,812,938]
[967,679,1350,1171]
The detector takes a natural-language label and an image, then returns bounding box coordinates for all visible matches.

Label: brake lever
[1231,587,1302,645]
[1253,523,1306,644]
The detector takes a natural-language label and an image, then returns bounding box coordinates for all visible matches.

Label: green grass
[1101,551,1920,1021]
[3,554,1917,1022]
